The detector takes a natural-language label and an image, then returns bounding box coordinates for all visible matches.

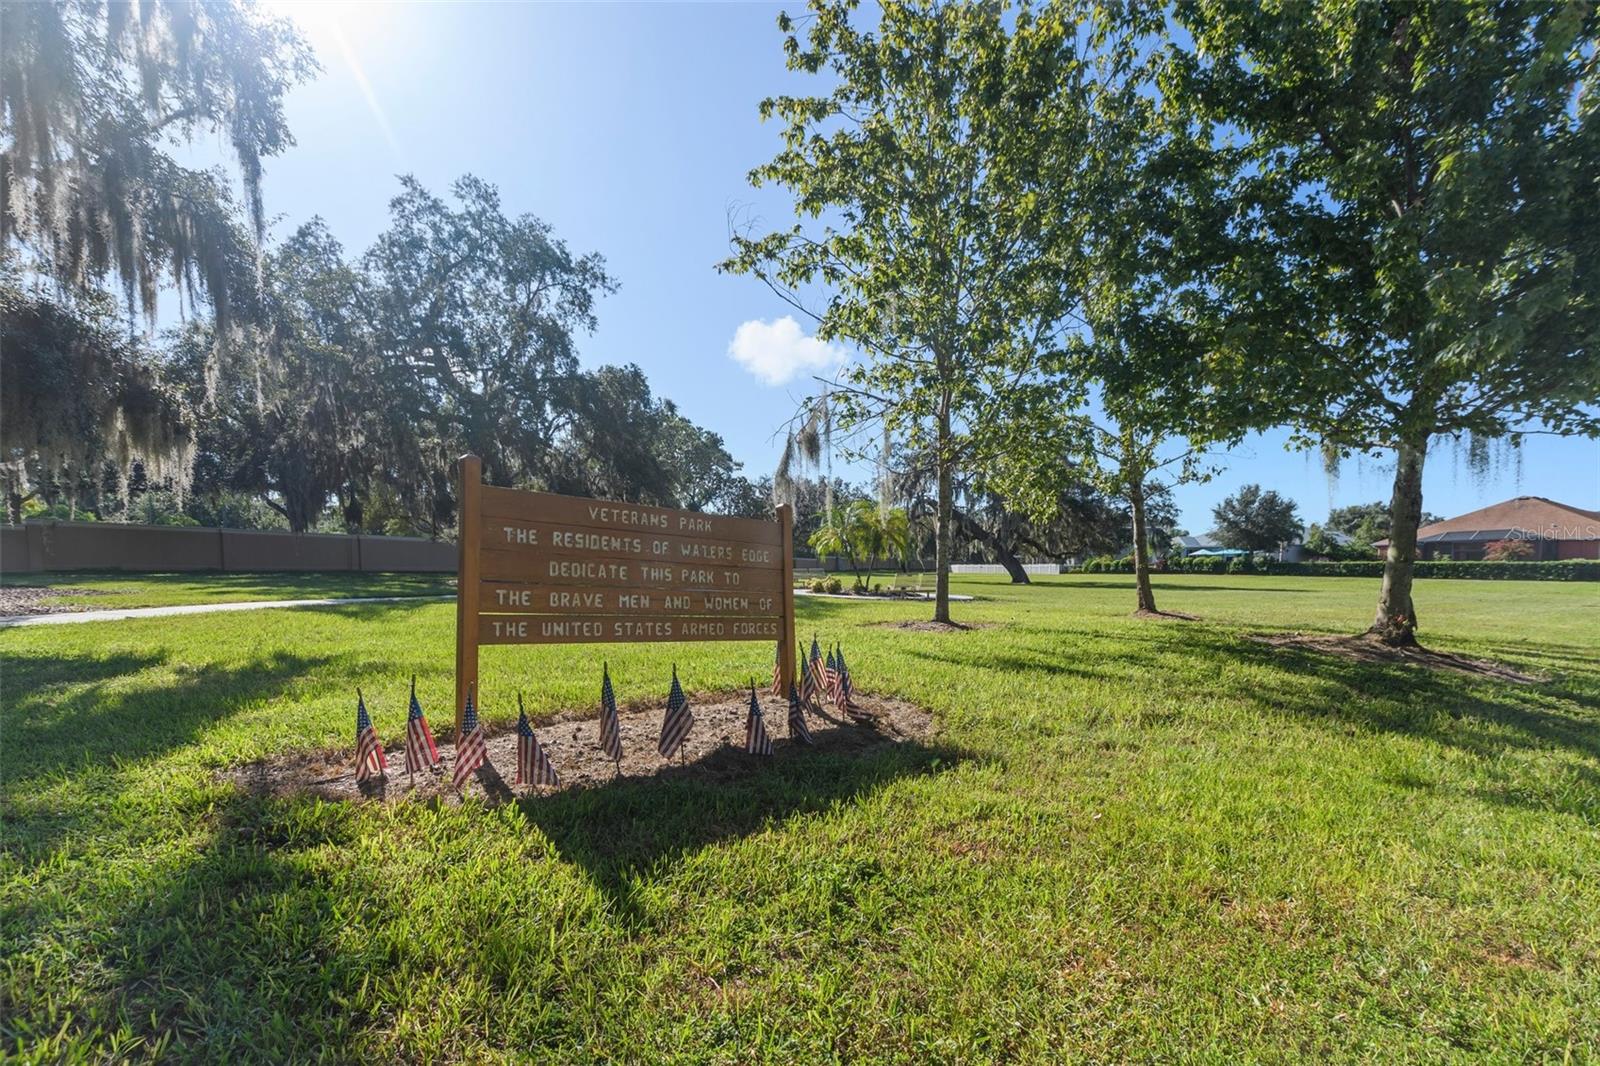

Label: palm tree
[809,500,913,591]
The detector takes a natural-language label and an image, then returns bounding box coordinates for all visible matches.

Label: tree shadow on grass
[248,599,451,630]
[6,790,379,1062]
[514,730,965,925]
[1227,636,1600,758]
[903,645,1108,682]
[1054,579,1313,594]
[0,648,166,693]
[3,649,331,785]
[1214,634,1600,824]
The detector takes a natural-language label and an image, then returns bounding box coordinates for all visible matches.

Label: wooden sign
[454,455,797,734]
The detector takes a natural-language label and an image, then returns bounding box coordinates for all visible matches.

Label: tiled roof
[1375,496,1600,547]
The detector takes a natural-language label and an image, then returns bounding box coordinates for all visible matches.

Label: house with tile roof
[1374,496,1600,561]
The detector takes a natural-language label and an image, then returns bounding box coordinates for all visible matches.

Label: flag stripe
[745,687,773,756]
[599,668,623,762]
[658,670,693,757]
[452,693,488,790]
[355,695,387,781]
[787,682,814,744]
[516,711,559,788]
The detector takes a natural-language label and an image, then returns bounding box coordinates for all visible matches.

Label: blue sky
[236,0,1597,532]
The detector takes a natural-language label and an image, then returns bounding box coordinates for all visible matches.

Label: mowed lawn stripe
[2,574,1596,1062]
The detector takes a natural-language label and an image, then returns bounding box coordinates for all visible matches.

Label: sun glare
[260,0,403,161]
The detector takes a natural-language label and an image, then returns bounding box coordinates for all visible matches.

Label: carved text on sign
[456,457,799,733]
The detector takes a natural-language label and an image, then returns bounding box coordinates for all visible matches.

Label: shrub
[1269,560,1598,581]
[1082,556,1597,581]
[807,577,830,592]
[824,576,844,594]
[1483,538,1534,562]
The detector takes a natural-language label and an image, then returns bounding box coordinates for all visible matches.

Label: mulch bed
[227,692,937,805]
[1250,632,1545,684]
[872,620,997,632]
[0,586,108,616]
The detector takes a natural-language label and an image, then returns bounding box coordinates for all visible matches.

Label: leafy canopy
[1165,0,1600,455]
[1,0,316,323]
[1211,484,1303,553]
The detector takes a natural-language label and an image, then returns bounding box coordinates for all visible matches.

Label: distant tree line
[2,2,762,533]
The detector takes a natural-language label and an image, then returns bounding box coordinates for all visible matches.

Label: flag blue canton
[787,681,814,744]
[599,664,623,762]
[452,690,488,790]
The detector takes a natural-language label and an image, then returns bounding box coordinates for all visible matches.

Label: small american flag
[744,683,773,756]
[598,663,623,763]
[824,645,843,706]
[355,690,387,781]
[809,634,825,682]
[787,681,814,744]
[452,687,488,791]
[799,644,822,711]
[836,644,858,712]
[515,695,558,788]
[404,675,441,773]
[770,640,784,696]
[658,665,693,758]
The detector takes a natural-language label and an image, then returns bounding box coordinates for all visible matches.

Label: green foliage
[1303,524,1361,561]
[810,500,913,589]
[721,0,1087,620]
[165,181,746,535]
[1211,484,1303,552]
[0,273,192,519]
[1268,560,1598,582]
[1151,0,1600,638]
[0,0,316,324]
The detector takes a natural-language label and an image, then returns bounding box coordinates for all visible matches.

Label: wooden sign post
[453,454,797,736]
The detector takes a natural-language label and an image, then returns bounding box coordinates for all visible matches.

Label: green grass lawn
[0,571,455,610]
[3,574,1597,1062]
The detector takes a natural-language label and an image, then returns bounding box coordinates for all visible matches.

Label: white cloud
[727,316,846,386]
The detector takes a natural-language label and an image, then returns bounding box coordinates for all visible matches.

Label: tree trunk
[933,410,953,624]
[1369,438,1427,645]
[6,490,33,525]
[1129,476,1158,614]
[993,537,1031,584]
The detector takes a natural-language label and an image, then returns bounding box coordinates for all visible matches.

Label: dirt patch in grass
[0,585,109,616]
[874,620,997,632]
[1131,608,1199,621]
[1250,632,1545,684]
[227,692,937,804]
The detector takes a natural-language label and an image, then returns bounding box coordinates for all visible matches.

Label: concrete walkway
[0,595,453,629]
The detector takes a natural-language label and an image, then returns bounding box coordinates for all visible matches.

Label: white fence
[950,563,1066,576]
